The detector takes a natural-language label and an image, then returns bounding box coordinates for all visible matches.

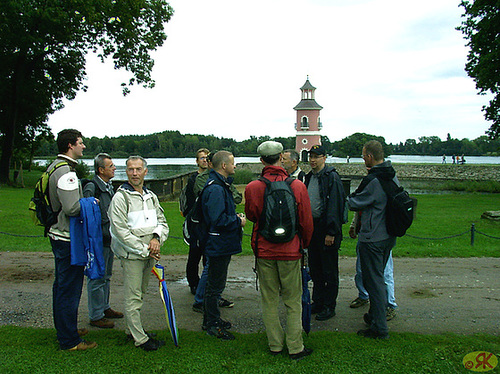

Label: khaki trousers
[121,257,155,346]
[257,258,304,354]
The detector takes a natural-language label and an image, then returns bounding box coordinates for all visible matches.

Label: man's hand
[325,235,335,247]
[349,226,357,239]
[238,213,247,227]
[148,237,161,260]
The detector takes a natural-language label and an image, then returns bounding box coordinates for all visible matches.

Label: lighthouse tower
[294,77,323,161]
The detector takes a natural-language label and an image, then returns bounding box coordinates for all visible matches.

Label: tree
[331,133,390,157]
[458,0,500,139]
[0,0,174,183]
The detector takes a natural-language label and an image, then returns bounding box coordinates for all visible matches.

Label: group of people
[47,128,400,359]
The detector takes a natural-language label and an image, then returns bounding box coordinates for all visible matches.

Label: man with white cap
[245,141,314,360]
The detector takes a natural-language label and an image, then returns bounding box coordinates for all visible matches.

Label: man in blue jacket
[202,151,246,340]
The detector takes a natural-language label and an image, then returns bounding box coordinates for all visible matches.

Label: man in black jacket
[185,148,210,294]
[304,145,346,321]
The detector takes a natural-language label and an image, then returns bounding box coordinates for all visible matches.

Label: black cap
[309,144,326,156]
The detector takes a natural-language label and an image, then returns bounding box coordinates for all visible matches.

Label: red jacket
[244,165,313,260]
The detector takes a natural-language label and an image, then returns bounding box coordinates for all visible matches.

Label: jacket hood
[261,165,289,179]
[119,182,150,194]
[368,160,395,181]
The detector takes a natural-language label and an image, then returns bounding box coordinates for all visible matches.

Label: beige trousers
[257,258,304,354]
[121,257,155,346]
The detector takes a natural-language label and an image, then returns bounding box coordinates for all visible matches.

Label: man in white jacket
[109,155,169,351]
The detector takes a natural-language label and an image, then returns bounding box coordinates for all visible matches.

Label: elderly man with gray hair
[109,156,169,351]
[282,149,306,182]
[83,153,123,329]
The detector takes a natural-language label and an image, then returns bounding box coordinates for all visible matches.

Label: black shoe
[357,328,389,340]
[363,313,372,326]
[206,326,235,340]
[311,303,323,314]
[126,331,157,342]
[202,319,232,331]
[218,297,234,308]
[315,307,335,321]
[192,302,203,313]
[137,338,165,351]
[269,349,282,356]
[289,348,313,360]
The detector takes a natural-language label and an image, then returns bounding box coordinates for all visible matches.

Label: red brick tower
[294,76,323,161]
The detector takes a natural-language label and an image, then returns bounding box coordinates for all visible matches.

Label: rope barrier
[405,230,470,241]
[1,225,497,245]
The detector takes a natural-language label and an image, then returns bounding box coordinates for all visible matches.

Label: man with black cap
[245,141,314,360]
[304,144,346,321]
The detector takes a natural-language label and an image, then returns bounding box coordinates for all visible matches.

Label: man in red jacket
[245,141,314,360]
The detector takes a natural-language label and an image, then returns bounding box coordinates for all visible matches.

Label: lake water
[37,155,500,180]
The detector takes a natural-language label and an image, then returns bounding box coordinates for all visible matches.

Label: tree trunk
[0,122,15,184]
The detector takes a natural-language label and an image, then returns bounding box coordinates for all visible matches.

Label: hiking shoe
[126,331,157,342]
[386,307,397,321]
[104,308,124,319]
[66,340,98,351]
[206,326,235,340]
[269,349,283,356]
[192,302,203,313]
[77,328,88,337]
[137,338,165,351]
[218,297,234,308]
[289,348,313,360]
[357,328,389,340]
[90,318,114,328]
[350,297,369,308]
[202,319,232,331]
[315,307,335,321]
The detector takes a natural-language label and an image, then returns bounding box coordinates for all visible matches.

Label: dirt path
[0,252,499,336]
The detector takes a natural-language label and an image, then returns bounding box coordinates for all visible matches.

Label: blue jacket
[70,197,105,279]
[201,170,242,257]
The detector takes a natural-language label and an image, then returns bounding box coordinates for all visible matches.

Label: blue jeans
[50,238,85,350]
[87,245,114,321]
[359,238,396,335]
[355,243,397,308]
[194,258,209,304]
[203,255,231,328]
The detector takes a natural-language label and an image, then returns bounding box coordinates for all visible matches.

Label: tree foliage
[0,0,174,183]
[458,0,500,139]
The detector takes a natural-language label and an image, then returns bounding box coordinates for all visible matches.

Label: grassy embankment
[0,170,498,373]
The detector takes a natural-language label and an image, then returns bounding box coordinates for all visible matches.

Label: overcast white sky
[48,0,491,144]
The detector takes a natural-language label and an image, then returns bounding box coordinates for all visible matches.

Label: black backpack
[375,177,414,237]
[182,179,225,247]
[258,176,298,243]
[28,161,68,236]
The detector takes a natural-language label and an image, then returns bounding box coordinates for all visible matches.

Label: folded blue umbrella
[152,263,179,347]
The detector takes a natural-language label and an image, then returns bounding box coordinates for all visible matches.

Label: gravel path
[0,252,498,336]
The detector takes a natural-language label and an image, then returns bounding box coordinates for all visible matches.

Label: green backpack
[28,161,68,236]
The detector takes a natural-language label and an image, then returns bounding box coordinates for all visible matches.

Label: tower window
[301,116,309,129]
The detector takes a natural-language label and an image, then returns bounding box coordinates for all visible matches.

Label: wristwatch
[152,233,160,241]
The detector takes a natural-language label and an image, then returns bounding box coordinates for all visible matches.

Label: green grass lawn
[0,326,498,373]
[1,172,499,257]
[1,171,499,372]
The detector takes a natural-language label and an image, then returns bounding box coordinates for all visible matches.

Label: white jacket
[109,182,169,260]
